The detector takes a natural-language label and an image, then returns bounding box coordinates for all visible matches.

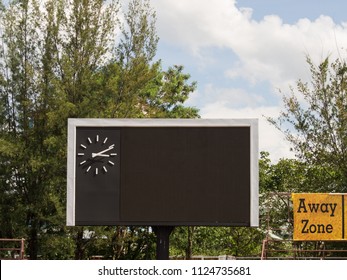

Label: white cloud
[229,15,347,88]
[152,0,244,51]
[190,83,266,109]
[149,0,347,161]
[152,0,347,86]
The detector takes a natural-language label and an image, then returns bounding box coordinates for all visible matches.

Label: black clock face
[75,127,121,224]
[77,135,117,175]
[75,128,120,177]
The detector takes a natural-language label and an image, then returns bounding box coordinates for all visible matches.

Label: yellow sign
[292,193,346,240]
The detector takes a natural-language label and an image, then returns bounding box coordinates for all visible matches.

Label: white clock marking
[78,135,118,176]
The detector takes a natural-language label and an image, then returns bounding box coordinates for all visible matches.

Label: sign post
[292,193,347,241]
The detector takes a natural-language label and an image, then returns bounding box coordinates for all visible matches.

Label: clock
[77,134,118,175]
[73,126,121,224]
[75,127,121,180]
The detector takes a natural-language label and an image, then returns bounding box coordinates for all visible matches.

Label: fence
[0,238,25,260]
[261,238,347,259]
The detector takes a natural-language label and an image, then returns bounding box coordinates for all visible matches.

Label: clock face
[77,134,118,176]
[74,127,121,223]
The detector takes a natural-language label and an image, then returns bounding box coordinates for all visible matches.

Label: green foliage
[258,151,336,241]
[269,56,347,192]
[0,0,198,260]
[68,226,156,260]
[259,151,333,194]
[266,56,347,257]
[170,226,263,259]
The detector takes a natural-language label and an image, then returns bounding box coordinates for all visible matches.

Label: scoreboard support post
[153,226,175,260]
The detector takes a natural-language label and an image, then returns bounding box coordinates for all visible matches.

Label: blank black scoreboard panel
[67,119,258,227]
[120,127,250,225]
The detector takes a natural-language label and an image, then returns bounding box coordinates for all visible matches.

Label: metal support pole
[152,226,174,260]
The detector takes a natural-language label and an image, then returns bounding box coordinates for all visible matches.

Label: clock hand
[92,144,115,158]
[92,154,110,158]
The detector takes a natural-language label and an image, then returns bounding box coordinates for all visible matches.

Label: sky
[121,0,347,162]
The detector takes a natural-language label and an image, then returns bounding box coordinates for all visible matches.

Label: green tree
[269,57,347,193]
[266,56,347,257]
[259,151,332,237]
[0,0,58,259]
[170,226,262,259]
[101,0,198,119]
[0,0,198,260]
